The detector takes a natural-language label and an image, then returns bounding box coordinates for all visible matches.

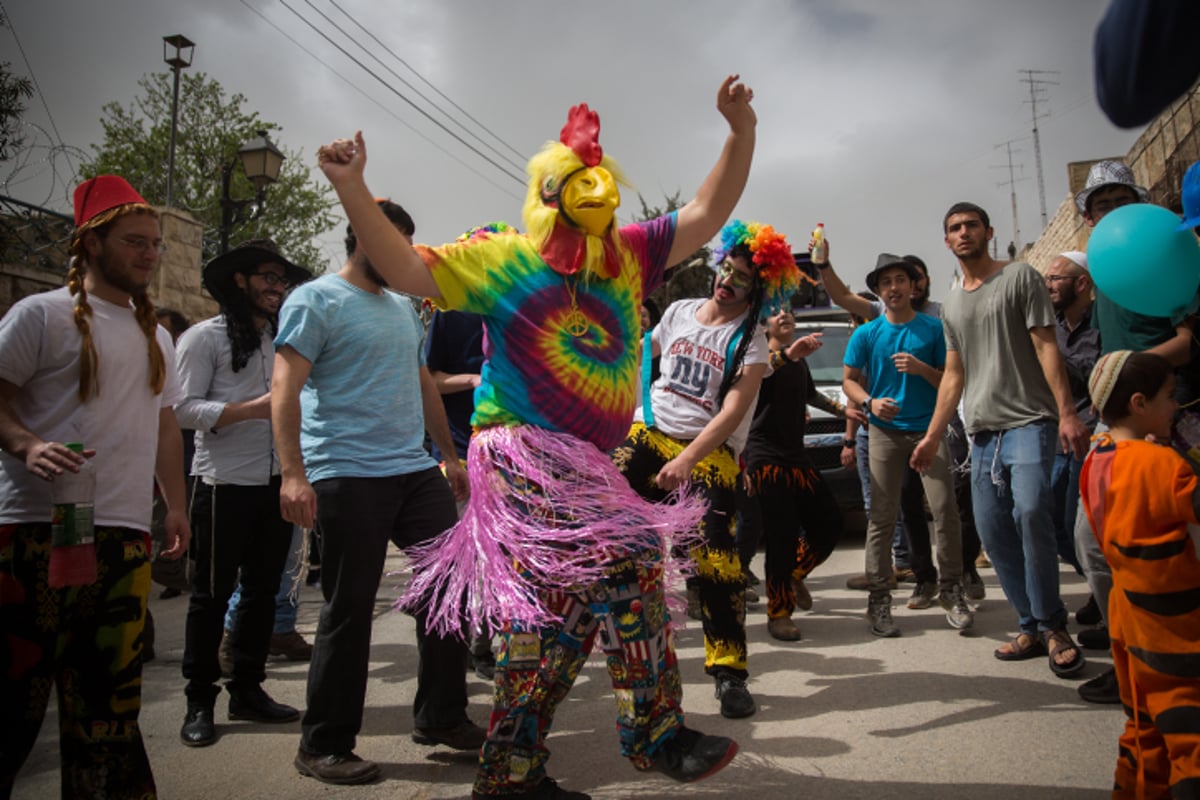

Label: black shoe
[473,652,496,681]
[1076,594,1102,626]
[714,674,756,719]
[227,684,300,723]
[180,705,215,747]
[653,726,738,782]
[159,587,182,599]
[411,719,487,750]
[1078,625,1110,650]
[294,749,380,785]
[1078,667,1121,704]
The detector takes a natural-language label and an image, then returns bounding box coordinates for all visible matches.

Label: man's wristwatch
[863,396,873,416]
[842,438,856,448]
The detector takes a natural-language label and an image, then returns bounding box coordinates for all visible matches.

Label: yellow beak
[561,166,619,237]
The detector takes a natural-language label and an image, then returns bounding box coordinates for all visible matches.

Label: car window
[796,324,852,386]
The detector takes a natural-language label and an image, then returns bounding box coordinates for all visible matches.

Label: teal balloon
[1087,203,1200,318]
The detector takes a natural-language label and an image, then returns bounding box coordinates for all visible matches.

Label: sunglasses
[717,261,754,291]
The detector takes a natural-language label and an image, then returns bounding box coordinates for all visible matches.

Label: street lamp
[162,34,195,209]
[218,130,286,255]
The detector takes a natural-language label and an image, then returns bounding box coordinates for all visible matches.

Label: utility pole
[993,139,1029,255]
[1019,69,1059,230]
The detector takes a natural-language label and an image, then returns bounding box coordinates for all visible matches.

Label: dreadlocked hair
[715,243,764,411]
[68,204,165,402]
[221,281,275,372]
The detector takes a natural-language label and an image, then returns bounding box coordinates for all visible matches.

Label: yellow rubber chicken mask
[523,104,630,278]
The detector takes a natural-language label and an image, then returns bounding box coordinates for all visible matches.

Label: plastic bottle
[811,222,827,263]
[48,443,97,588]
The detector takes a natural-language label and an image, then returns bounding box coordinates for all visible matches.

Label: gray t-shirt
[941,262,1057,434]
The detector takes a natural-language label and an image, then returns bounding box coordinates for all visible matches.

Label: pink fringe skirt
[402,424,706,638]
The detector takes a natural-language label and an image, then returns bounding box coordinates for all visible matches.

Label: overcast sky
[5,0,1142,295]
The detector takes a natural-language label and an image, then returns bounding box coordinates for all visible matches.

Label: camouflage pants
[0,523,155,800]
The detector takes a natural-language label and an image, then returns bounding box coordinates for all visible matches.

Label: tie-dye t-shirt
[417,213,675,451]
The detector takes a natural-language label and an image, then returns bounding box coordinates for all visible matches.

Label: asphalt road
[14,536,1119,799]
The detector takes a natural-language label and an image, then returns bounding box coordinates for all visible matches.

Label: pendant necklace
[563,275,590,337]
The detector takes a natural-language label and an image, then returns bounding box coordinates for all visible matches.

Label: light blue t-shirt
[843,312,945,432]
[275,274,436,481]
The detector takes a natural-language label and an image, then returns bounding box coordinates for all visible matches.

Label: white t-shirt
[0,287,182,531]
[637,298,767,455]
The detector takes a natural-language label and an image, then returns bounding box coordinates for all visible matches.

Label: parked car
[792,307,866,531]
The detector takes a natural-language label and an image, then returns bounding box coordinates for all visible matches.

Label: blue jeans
[225,525,303,635]
[1050,452,1084,575]
[970,420,1067,634]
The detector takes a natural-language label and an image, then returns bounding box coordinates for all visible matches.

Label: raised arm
[317,132,440,298]
[811,238,875,320]
[667,75,757,267]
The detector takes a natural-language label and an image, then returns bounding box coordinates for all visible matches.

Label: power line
[276,0,527,186]
[0,1,79,178]
[325,0,528,168]
[240,0,524,203]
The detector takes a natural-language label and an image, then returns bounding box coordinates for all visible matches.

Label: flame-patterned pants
[612,423,748,680]
[745,462,842,618]
[0,522,155,799]
[474,552,684,795]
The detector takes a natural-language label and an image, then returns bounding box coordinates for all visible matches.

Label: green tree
[0,11,34,162]
[636,191,714,310]
[82,72,336,270]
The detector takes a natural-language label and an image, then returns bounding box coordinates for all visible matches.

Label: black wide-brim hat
[202,238,310,308]
[865,253,920,293]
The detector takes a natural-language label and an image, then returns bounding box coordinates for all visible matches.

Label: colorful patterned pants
[0,523,155,800]
[612,423,747,679]
[745,463,842,618]
[474,551,683,795]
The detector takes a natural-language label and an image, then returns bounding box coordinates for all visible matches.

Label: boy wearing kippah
[1080,350,1200,799]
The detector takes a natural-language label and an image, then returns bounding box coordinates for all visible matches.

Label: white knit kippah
[1088,350,1134,414]
[1061,251,1088,271]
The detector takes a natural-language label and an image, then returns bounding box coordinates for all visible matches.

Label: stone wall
[1026,84,1200,271]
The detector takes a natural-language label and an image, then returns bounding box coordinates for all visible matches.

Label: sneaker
[652,726,738,783]
[269,631,314,661]
[218,629,234,678]
[1076,594,1102,627]
[686,585,702,621]
[713,674,756,719]
[963,571,986,605]
[846,573,897,591]
[938,585,975,630]
[906,582,937,610]
[793,578,813,611]
[975,552,991,569]
[744,583,759,603]
[472,651,497,681]
[1077,667,1121,704]
[1078,625,1110,650]
[767,616,801,641]
[867,594,900,638]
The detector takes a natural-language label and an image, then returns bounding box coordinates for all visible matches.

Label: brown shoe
[893,567,916,583]
[218,629,234,678]
[793,579,813,611]
[294,749,380,785]
[846,574,897,591]
[767,616,801,641]
[269,631,314,661]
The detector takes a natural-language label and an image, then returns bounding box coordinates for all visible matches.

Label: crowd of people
[2,71,1199,800]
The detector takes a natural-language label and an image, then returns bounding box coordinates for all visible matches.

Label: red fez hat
[73,175,148,227]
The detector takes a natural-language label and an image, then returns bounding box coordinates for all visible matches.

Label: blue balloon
[1087,203,1200,318]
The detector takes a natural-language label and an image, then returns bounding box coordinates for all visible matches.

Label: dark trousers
[182,477,292,704]
[746,464,843,617]
[300,468,468,756]
[0,523,156,800]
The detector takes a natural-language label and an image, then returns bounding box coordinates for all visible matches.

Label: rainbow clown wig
[523,104,632,279]
[712,219,807,321]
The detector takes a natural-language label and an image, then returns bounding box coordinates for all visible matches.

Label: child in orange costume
[1079,350,1200,800]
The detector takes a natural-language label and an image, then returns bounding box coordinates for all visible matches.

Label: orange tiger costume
[1080,434,1200,800]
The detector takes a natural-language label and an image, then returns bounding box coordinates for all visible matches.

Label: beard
[363,259,388,288]
[94,244,152,297]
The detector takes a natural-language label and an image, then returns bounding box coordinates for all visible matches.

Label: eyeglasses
[249,271,292,288]
[717,261,754,291]
[1044,274,1078,284]
[116,235,168,255]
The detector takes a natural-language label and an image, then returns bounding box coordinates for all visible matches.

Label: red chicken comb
[560,104,603,167]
